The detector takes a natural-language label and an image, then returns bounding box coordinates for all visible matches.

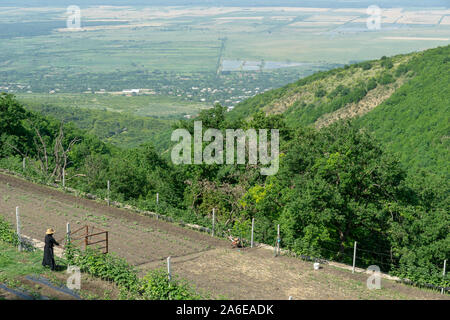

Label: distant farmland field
[1,5,448,93]
[16,93,210,118]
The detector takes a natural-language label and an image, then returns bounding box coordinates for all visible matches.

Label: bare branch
[34,127,49,176]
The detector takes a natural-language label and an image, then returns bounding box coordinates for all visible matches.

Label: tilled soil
[0,172,448,300]
[0,172,224,266]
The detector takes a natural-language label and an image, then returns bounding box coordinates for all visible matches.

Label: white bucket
[314,262,320,270]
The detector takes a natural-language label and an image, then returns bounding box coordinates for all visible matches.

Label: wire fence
[222,218,448,293]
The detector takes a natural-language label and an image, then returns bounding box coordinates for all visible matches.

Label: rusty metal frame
[60,225,108,254]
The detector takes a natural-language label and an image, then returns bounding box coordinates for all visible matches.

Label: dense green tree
[277,122,404,257]
[0,93,31,157]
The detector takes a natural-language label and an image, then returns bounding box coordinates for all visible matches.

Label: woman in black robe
[42,228,59,271]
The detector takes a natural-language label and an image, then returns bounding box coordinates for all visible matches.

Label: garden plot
[1,172,448,300]
[0,173,221,266]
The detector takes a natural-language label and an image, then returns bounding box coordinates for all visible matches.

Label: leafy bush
[381,58,394,69]
[315,88,327,98]
[378,72,395,85]
[140,269,203,300]
[395,63,410,77]
[367,77,377,91]
[0,216,19,245]
[360,62,372,70]
[66,245,139,291]
[65,244,205,300]
[327,85,350,99]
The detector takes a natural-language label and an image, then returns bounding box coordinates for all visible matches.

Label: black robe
[42,234,59,270]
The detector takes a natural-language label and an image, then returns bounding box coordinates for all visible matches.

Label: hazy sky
[1,0,448,8]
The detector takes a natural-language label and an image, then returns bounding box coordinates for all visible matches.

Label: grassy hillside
[356,46,449,176]
[228,45,449,175]
[228,51,414,122]
[1,46,448,291]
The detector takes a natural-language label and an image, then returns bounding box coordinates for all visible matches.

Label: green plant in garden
[230,218,252,246]
[0,216,19,245]
[0,239,46,279]
[64,244,204,300]
[1,214,205,299]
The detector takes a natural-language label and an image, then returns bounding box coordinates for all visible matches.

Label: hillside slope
[228,45,449,175]
[22,104,174,151]
[356,46,449,175]
[228,51,414,123]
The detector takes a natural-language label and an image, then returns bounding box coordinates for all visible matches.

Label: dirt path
[0,172,447,300]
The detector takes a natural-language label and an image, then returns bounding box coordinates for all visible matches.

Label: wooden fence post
[156,193,159,214]
[105,231,109,254]
[442,259,447,294]
[167,256,171,281]
[107,180,110,206]
[276,224,280,256]
[16,207,22,252]
[251,218,254,248]
[66,222,71,243]
[352,241,357,274]
[84,225,89,250]
[212,208,215,237]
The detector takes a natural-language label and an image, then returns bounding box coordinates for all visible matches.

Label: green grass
[0,241,47,281]
[0,240,117,300]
